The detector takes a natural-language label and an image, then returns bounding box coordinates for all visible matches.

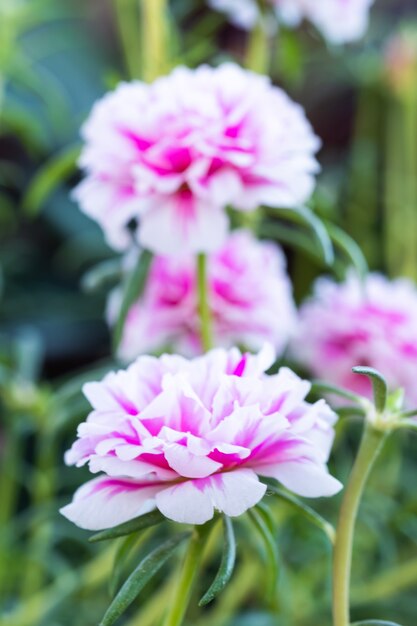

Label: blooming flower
[60,346,341,529]
[74,63,319,256]
[108,230,296,360]
[208,0,374,44]
[291,272,417,405]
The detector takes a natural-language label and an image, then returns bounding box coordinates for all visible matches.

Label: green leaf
[199,516,236,606]
[89,510,165,543]
[248,507,279,601]
[278,206,335,266]
[81,258,123,293]
[311,380,362,404]
[325,222,368,278]
[109,532,148,598]
[22,144,80,216]
[259,221,326,266]
[352,367,387,413]
[351,621,404,625]
[265,482,335,544]
[395,419,417,432]
[113,250,153,351]
[99,532,190,626]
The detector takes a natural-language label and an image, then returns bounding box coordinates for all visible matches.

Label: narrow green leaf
[81,258,123,293]
[89,509,165,543]
[100,532,190,626]
[276,206,334,266]
[109,532,149,598]
[335,406,366,419]
[22,144,80,216]
[199,516,236,606]
[311,380,362,404]
[325,222,368,278]
[394,419,417,432]
[351,621,404,626]
[265,482,335,544]
[258,221,325,265]
[248,508,279,601]
[352,366,387,413]
[399,408,417,419]
[113,250,153,351]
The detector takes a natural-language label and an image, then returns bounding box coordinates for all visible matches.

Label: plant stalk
[163,529,205,626]
[140,0,169,82]
[197,254,213,352]
[332,424,387,626]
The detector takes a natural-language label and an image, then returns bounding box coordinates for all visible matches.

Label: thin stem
[113,0,142,78]
[332,424,387,626]
[140,0,169,82]
[163,529,205,626]
[197,254,213,352]
[245,12,271,74]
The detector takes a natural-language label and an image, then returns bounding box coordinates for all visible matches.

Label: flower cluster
[60,347,341,530]
[74,63,319,256]
[291,273,417,405]
[209,0,375,44]
[109,230,296,361]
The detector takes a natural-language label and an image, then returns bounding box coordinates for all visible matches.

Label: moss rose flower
[74,63,319,256]
[209,0,374,44]
[108,230,296,360]
[61,346,341,529]
[292,272,417,405]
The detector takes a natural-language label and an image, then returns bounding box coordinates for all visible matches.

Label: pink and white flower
[108,230,296,360]
[60,346,341,530]
[291,272,417,405]
[74,63,319,256]
[209,0,375,44]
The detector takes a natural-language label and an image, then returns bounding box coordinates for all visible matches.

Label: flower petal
[60,476,163,530]
[155,469,266,524]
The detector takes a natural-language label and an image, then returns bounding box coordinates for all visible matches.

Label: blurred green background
[1,1,417,625]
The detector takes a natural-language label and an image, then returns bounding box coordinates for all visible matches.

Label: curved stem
[332,424,387,626]
[246,11,271,74]
[197,254,213,352]
[163,529,205,626]
[140,0,169,82]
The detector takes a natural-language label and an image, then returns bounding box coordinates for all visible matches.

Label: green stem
[140,0,169,82]
[245,11,271,74]
[20,428,58,598]
[332,424,387,626]
[113,0,142,78]
[197,254,213,352]
[163,529,205,626]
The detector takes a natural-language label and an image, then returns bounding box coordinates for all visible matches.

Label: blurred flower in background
[108,230,296,360]
[292,272,417,405]
[74,63,320,256]
[208,0,375,43]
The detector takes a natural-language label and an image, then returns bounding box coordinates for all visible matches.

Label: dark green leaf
[89,510,165,543]
[22,144,80,216]
[248,508,279,601]
[351,621,404,625]
[81,258,123,293]
[352,367,387,413]
[395,419,417,432]
[99,532,190,626]
[109,533,148,598]
[199,516,236,606]
[325,222,368,278]
[113,250,153,351]
[311,380,362,404]
[265,482,335,544]
[277,206,334,266]
[258,221,325,265]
